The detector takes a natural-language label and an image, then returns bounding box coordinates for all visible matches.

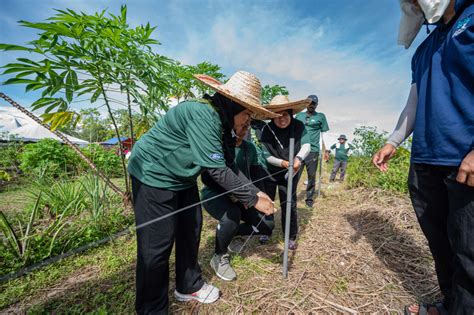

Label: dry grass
[1,180,439,314]
[170,181,439,314]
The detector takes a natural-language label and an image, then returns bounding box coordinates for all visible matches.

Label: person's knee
[218,208,241,233]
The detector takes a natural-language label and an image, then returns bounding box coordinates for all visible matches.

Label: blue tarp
[101,137,128,145]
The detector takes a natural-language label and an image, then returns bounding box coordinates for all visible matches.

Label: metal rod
[317,133,325,198]
[283,137,295,278]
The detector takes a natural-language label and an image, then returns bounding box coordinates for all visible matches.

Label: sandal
[404,302,448,315]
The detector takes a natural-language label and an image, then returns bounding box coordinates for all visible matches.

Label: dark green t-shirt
[330,143,354,162]
[127,100,226,191]
[201,140,259,200]
[295,111,329,153]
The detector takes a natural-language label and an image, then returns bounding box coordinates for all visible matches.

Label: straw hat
[254,95,311,120]
[194,71,280,119]
[266,95,311,113]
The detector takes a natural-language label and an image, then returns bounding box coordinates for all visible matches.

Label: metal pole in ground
[283,138,295,278]
[317,134,325,198]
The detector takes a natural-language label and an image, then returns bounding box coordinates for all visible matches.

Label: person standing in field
[373,0,474,313]
[329,134,354,182]
[295,94,329,208]
[127,71,278,314]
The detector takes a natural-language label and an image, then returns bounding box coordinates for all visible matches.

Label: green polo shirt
[128,99,226,191]
[330,143,354,162]
[201,140,259,200]
[295,111,329,153]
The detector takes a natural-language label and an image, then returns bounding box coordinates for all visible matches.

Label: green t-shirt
[201,140,259,200]
[330,143,354,162]
[127,100,226,191]
[295,111,329,153]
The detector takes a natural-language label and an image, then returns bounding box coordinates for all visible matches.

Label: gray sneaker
[227,237,245,253]
[210,254,236,281]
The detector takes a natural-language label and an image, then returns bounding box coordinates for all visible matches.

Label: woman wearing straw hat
[259,95,311,250]
[200,122,274,281]
[127,71,278,314]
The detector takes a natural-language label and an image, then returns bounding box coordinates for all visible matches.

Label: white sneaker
[174,282,220,304]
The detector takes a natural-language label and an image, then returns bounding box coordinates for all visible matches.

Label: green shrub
[0,140,23,173]
[0,170,11,182]
[346,147,410,194]
[19,139,80,177]
[80,144,122,177]
[36,178,87,217]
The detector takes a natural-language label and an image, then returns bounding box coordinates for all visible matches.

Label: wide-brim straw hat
[255,95,311,120]
[194,71,280,119]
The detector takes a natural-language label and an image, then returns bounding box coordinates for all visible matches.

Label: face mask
[397,0,450,49]
[418,0,450,23]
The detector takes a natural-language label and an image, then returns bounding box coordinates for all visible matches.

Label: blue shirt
[411,0,474,166]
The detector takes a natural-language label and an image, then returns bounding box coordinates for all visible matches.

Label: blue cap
[307,95,318,104]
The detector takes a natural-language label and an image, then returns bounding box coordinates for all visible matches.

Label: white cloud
[172,3,412,146]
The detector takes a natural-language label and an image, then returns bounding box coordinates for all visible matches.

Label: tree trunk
[0,92,125,198]
[97,79,130,195]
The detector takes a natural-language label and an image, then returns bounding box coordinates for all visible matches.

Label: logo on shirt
[209,153,224,160]
[452,17,471,38]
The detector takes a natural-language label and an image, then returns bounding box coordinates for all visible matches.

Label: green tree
[170,62,225,103]
[352,126,388,157]
[0,6,171,194]
[261,84,289,104]
[77,108,110,142]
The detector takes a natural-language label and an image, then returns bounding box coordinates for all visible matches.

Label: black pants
[203,191,275,254]
[408,164,474,313]
[303,152,319,204]
[265,171,301,240]
[132,177,204,315]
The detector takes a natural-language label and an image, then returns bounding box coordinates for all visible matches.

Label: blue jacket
[411,0,474,166]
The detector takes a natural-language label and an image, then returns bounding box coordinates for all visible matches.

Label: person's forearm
[296,143,310,160]
[266,156,284,167]
[206,167,258,207]
[387,84,417,148]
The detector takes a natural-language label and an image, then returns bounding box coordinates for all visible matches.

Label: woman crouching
[201,122,275,281]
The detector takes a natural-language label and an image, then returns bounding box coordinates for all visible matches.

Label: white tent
[0,106,89,146]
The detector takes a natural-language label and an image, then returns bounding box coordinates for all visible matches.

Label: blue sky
[0,0,429,144]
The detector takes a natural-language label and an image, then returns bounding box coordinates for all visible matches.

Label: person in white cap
[373,1,474,313]
[127,71,278,314]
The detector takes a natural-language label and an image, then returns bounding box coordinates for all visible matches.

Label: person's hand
[372,144,397,172]
[281,160,290,169]
[255,192,276,216]
[293,158,302,173]
[457,150,474,187]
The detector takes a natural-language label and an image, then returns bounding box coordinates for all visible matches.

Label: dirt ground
[2,179,439,314]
